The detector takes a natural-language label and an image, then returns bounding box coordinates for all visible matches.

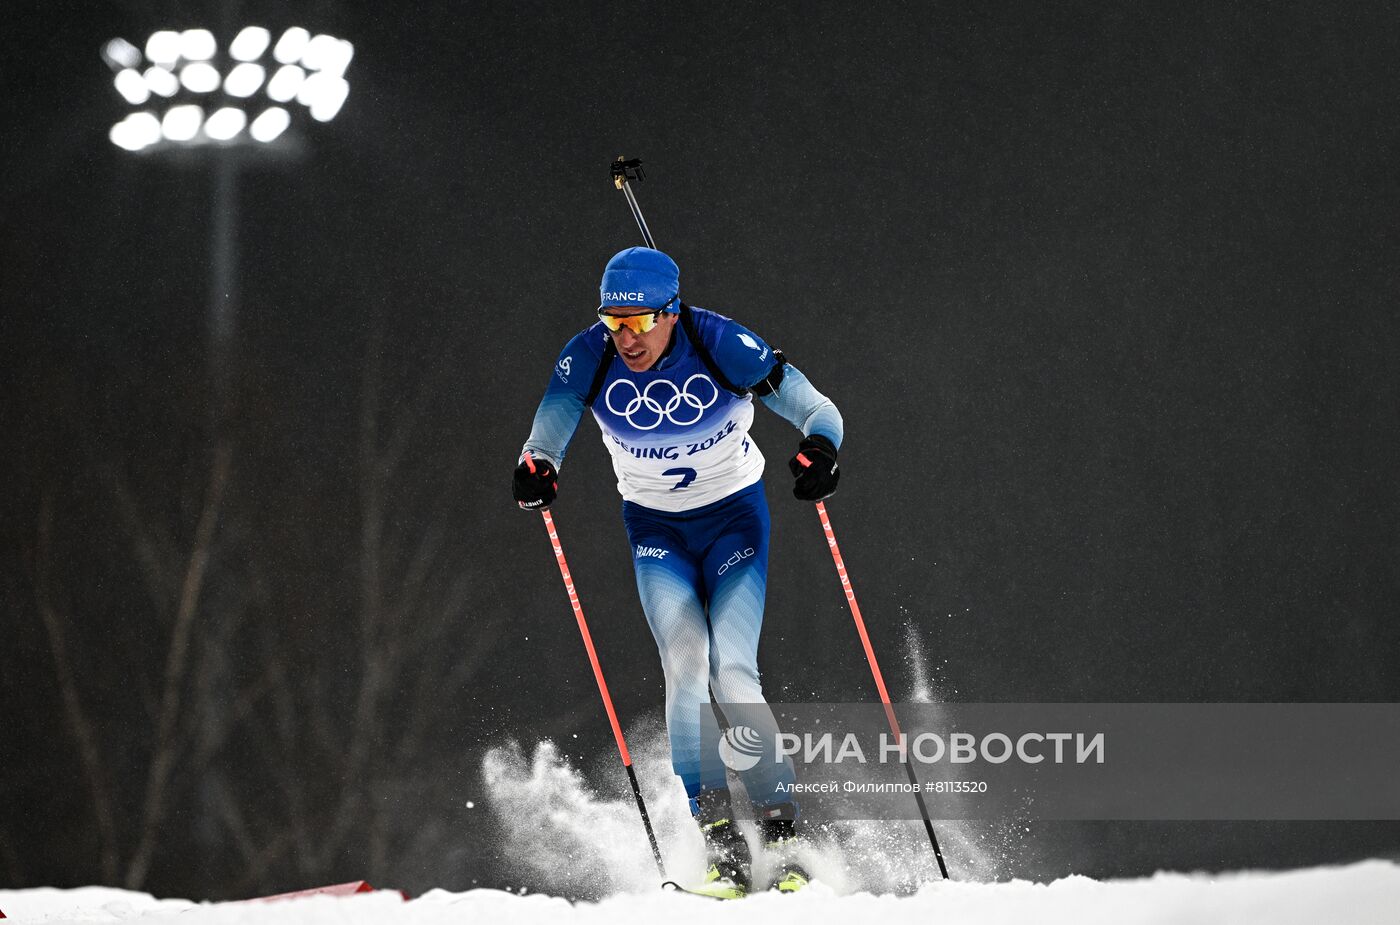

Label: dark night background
[3,0,1398,901]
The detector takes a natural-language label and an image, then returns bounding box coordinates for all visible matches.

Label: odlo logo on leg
[635,545,669,560]
[716,547,755,576]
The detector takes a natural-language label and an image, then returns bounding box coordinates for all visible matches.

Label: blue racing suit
[522,306,842,812]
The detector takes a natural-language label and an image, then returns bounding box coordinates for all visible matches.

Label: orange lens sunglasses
[598,311,662,334]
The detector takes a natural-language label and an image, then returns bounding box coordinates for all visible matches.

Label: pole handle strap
[612,156,645,189]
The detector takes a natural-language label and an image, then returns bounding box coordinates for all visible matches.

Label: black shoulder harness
[678,303,749,397]
[583,336,617,407]
[583,304,787,406]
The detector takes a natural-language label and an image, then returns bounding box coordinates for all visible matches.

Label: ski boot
[759,815,810,893]
[691,788,751,899]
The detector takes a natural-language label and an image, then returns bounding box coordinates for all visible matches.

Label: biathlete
[513,246,842,896]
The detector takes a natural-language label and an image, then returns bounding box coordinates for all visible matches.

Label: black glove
[513,453,558,510]
[788,435,839,501]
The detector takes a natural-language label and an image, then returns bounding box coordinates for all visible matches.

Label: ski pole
[528,456,666,878]
[808,496,951,879]
[611,157,657,248]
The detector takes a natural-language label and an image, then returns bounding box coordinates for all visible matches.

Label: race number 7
[662,467,697,490]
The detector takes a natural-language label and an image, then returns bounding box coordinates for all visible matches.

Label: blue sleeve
[758,363,844,450]
[695,309,844,450]
[703,313,782,391]
[520,329,603,469]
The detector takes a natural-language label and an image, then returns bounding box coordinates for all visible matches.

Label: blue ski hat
[598,246,680,313]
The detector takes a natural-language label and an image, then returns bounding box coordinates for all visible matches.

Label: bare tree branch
[103,465,178,618]
[35,492,120,884]
[125,441,233,890]
[189,656,287,772]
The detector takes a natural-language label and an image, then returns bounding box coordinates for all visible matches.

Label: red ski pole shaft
[813,499,951,880]
[814,501,901,733]
[528,454,664,877]
[540,508,632,764]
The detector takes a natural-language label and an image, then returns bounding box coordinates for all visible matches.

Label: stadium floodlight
[305,37,353,77]
[101,26,356,441]
[332,41,355,77]
[273,27,311,64]
[229,26,271,62]
[128,112,162,146]
[144,66,180,97]
[161,104,203,142]
[299,74,350,122]
[266,65,306,103]
[309,85,349,122]
[108,122,140,151]
[332,40,355,76]
[180,62,221,93]
[296,72,329,107]
[302,34,338,71]
[106,27,353,153]
[114,69,149,105]
[145,31,180,66]
[180,29,217,61]
[204,107,248,141]
[223,63,265,98]
[110,111,162,151]
[102,38,142,70]
[249,107,290,143]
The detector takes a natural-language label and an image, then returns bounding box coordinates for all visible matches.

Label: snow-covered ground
[11,685,1397,923]
[7,738,1399,922]
[3,861,1399,925]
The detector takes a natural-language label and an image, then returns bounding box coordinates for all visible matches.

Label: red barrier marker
[239,881,406,903]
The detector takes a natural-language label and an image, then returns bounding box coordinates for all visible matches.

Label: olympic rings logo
[604,374,719,430]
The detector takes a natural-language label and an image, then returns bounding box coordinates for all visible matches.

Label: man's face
[600,307,678,372]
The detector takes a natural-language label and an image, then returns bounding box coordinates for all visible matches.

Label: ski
[661,880,746,900]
